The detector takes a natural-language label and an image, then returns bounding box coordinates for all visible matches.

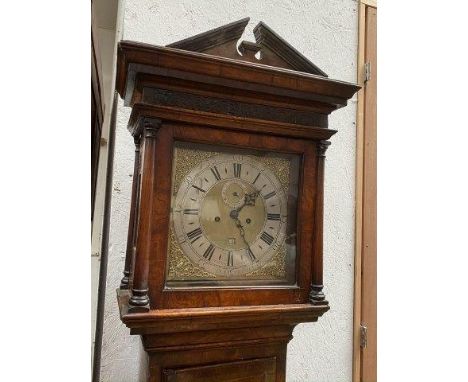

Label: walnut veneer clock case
[116,18,359,382]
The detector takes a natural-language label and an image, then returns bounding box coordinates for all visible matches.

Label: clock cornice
[116,40,359,111]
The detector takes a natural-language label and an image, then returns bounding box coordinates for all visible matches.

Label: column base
[309,284,329,306]
[129,288,150,312]
[119,272,130,290]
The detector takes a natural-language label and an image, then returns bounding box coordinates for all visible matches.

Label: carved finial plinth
[238,41,262,61]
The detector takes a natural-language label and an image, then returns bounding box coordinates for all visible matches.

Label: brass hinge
[360,324,368,348]
[364,62,371,83]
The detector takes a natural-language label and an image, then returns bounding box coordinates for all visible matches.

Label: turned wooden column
[310,140,330,305]
[120,136,141,289]
[129,121,160,311]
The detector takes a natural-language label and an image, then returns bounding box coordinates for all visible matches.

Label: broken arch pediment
[167,17,327,77]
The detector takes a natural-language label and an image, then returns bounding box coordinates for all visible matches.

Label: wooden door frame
[353,1,377,381]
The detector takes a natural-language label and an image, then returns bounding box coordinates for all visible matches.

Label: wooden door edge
[361,0,377,8]
[352,1,375,381]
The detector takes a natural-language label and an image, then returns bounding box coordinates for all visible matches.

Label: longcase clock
[116,18,359,382]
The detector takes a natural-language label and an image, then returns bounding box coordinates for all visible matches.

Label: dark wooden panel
[142,87,327,127]
[163,358,276,382]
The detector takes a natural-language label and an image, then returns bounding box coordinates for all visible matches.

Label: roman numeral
[233,163,242,178]
[252,172,260,184]
[210,166,221,181]
[183,209,198,215]
[203,244,215,261]
[187,227,202,242]
[246,248,256,261]
[263,191,276,200]
[260,231,274,246]
[227,251,233,266]
[267,213,280,221]
[192,185,206,193]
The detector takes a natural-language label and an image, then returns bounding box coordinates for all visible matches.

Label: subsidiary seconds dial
[172,154,287,277]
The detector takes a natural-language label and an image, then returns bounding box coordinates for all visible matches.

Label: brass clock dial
[172,154,287,277]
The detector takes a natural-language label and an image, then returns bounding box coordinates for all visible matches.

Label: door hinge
[360,324,368,348]
[364,62,371,83]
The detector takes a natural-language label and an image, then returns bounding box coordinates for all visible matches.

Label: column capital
[143,119,162,139]
[317,140,331,158]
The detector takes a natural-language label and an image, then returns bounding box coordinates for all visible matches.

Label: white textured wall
[102,1,358,381]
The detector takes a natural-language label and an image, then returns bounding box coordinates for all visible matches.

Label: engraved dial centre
[200,179,265,251]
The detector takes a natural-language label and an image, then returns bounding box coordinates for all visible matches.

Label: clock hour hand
[244,190,260,206]
[235,190,261,214]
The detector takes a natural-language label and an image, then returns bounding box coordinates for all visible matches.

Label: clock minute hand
[229,190,259,251]
[234,217,252,254]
